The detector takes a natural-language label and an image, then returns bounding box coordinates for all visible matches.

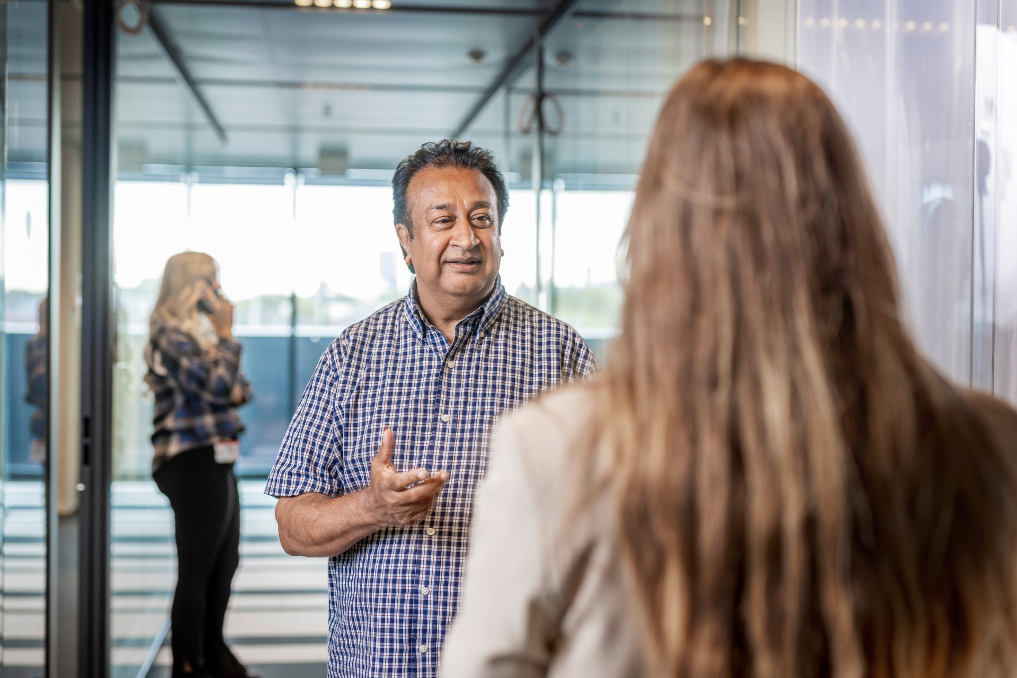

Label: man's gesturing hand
[364,428,449,528]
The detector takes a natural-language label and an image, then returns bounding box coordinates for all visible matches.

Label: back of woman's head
[601,58,1017,678]
[151,252,217,336]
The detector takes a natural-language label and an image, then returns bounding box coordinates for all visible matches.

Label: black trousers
[154,445,240,674]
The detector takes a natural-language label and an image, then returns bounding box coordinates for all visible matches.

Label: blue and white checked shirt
[265,278,597,677]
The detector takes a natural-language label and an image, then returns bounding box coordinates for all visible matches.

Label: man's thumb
[375,427,395,468]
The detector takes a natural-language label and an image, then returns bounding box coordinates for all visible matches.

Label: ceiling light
[314,0,332,7]
[372,0,391,7]
[335,0,351,5]
[295,0,314,6]
[872,20,882,28]
[353,0,371,7]
[553,51,572,67]
[703,16,712,25]
[467,49,486,65]
[854,18,865,28]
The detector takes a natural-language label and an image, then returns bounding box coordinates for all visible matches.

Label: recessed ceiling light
[703,16,712,25]
[353,0,371,7]
[467,49,486,65]
[295,0,313,6]
[372,0,391,7]
[335,0,351,5]
[314,0,332,7]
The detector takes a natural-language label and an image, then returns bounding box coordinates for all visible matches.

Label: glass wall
[797,0,1017,406]
[3,0,51,674]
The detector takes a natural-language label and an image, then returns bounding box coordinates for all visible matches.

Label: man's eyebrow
[425,200,493,212]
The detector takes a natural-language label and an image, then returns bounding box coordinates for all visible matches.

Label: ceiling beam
[146,8,228,143]
[150,0,542,16]
[450,0,582,140]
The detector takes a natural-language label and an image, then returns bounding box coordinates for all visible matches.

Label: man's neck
[413,281,494,343]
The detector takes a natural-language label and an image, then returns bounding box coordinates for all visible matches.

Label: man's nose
[449,216,479,249]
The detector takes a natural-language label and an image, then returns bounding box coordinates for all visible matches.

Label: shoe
[213,644,261,678]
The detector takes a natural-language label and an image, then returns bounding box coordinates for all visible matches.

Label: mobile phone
[198,287,222,315]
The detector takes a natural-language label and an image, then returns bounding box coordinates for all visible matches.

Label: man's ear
[395,223,415,274]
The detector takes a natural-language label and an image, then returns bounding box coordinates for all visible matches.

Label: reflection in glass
[990,10,1017,405]
[3,0,51,671]
[797,0,977,383]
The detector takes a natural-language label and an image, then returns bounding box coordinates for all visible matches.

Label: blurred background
[0,0,1015,676]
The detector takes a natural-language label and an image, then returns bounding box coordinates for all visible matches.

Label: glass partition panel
[798,0,977,384]
[3,0,50,673]
[992,9,1017,405]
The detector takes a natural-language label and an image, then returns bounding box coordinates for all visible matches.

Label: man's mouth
[446,258,482,268]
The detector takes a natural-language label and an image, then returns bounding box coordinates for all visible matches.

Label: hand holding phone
[200,286,234,340]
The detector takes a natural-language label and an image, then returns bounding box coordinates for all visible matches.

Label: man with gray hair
[266,139,597,677]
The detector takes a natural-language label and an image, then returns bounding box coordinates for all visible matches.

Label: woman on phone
[146,252,256,678]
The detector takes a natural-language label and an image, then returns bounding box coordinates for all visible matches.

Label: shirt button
[425,527,436,536]
[420,586,430,596]
[419,644,428,654]
[440,414,450,423]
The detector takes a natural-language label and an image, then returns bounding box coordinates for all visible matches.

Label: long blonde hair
[150,252,219,348]
[596,59,1017,678]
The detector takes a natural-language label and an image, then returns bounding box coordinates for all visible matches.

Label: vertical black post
[79,0,115,674]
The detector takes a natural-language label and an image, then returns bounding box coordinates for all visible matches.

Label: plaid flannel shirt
[265,279,598,678]
[145,319,253,471]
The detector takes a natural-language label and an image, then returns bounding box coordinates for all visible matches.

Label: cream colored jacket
[442,387,644,678]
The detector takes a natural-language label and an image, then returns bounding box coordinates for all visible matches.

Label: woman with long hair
[146,252,256,678]
[442,59,1017,678]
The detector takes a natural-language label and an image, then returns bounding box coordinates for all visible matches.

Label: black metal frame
[79,0,116,674]
[147,7,228,143]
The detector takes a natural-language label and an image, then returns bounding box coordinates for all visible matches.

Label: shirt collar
[403,276,506,342]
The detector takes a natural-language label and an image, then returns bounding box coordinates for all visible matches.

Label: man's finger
[386,467,432,490]
[373,428,396,470]
[398,473,449,504]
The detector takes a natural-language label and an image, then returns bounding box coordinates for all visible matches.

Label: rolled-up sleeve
[441,415,556,678]
[264,338,344,498]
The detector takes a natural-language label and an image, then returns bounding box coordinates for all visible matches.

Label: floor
[2,479,329,678]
